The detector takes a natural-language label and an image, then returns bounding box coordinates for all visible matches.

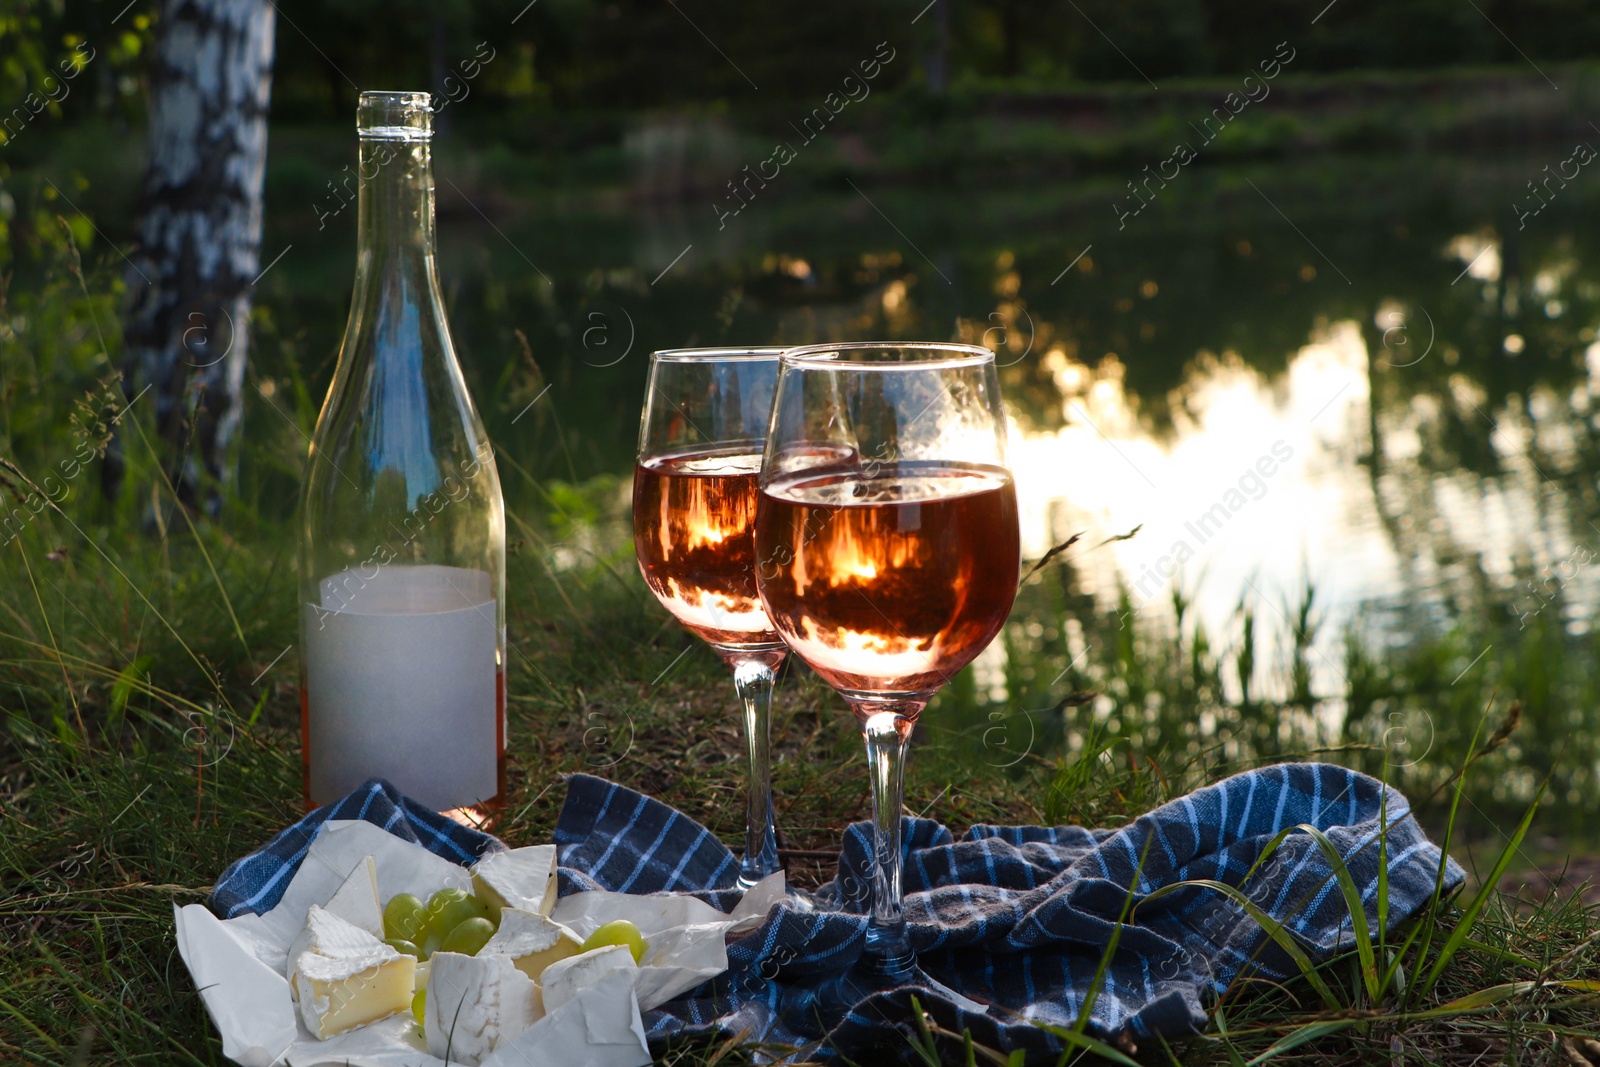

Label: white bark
[118,0,275,511]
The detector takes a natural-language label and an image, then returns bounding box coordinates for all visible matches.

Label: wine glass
[634,347,788,889]
[754,342,1019,983]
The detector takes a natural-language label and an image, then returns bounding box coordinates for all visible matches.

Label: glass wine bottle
[298,91,506,815]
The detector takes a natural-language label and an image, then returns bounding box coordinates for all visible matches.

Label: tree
[112,0,275,513]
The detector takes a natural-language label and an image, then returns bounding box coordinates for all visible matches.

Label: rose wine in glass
[633,349,787,888]
[757,460,1018,700]
[754,343,1019,983]
[633,447,776,647]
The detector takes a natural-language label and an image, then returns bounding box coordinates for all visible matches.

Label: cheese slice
[426,951,541,1065]
[286,857,383,999]
[471,845,559,916]
[325,855,383,935]
[480,908,583,984]
[290,909,414,1039]
[414,956,431,994]
[538,944,637,1015]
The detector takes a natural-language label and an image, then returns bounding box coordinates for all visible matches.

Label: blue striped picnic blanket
[211,764,1463,1062]
[211,780,504,918]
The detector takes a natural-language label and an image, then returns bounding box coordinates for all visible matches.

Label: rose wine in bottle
[298,91,506,813]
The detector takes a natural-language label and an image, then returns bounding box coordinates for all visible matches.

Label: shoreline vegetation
[9,63,1600,233]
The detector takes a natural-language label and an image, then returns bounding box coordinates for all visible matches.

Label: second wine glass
[754,342,1020,983]
[634,347,787,889]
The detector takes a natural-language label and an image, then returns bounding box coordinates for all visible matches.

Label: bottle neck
[354,137,437,278]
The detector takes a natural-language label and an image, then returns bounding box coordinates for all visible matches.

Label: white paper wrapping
[175,819,782,1066]
[481,972,649,1067]
[303,564,500,810]
[174,903,299,1067]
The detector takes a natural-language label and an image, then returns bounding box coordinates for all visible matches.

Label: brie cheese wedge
[471,845,559,916]
[286,856,383,999]
[481,908,583,984]
[426,951,541,1065]
[290,908,414,1039]
[539,944,638,1015]
[480,971,649,1067]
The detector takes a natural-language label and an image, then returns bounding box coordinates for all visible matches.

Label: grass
[4,447,1600,1065]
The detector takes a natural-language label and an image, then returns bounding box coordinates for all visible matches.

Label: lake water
[256,146,1600,739]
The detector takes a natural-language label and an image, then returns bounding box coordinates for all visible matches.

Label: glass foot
[732,868,815,916]
[736,842,781,890]
[782,883,816,913]
[779,955,927,1030]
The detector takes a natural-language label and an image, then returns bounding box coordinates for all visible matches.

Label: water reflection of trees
[935,171,1600,827]
[295,159,1600,823]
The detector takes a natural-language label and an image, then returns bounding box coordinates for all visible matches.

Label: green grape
[419,931,442,960]
[383,893,427,944]
[411,987,426,1027]
[440,917,496,956]
[385,937,420,958]
[580,919,647,964]
[426,888,487,940]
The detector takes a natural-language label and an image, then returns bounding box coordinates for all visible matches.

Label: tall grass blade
[5,640,212,716]
[1377,760,1390,950]
[14,539,83,736]
[1410,979,1536,1018]
[0,994,66,1055]
[109,655,154,716]
[1459,936,1536,970]
[126,412,249,653]
[1139,878,1340,1010]
[1380,910,1425,995]
[1421,776,1548,995]
[905,994,941,1067]
[1033,1024,1143,1067]
[1407,706,1489,1009]
[1073,834,1153,1036]
[1244,1019,1361,1065]
[1210,1003,1248,1067]
[1294,823,1380,1003]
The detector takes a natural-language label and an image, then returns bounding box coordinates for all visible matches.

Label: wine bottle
[298,91,506,813]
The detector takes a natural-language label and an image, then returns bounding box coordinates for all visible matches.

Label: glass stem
[859,704,918,980]
[731,654,782,888]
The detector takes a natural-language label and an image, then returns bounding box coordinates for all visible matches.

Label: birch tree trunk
[111,0,275,513]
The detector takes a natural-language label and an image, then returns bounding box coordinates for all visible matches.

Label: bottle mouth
[357,91,432,141]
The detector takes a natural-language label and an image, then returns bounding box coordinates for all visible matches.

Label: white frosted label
[305,564,499,810]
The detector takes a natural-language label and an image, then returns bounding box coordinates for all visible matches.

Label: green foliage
[0,197,124,537]
[0,0,150,153]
